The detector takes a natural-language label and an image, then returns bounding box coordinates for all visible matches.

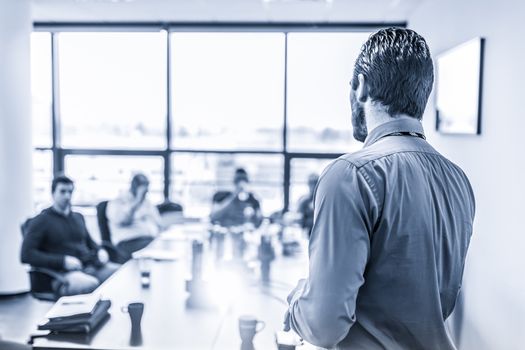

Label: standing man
[106,173,162,258]
[21,175,119,296]
[285,28,475,349]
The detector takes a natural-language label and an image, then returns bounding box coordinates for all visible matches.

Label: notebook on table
[45,293,101,320]
[39,295,112,334]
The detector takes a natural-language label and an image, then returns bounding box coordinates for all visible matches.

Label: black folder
[38,300,112,334]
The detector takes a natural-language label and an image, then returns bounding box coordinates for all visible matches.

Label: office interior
[0,0,524,349]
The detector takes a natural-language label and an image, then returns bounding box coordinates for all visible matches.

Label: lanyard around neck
[382,131,426,140]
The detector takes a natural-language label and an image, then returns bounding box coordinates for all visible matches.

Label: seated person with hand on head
[210,168,263,230]
[21,175,119,296]
[106,173,162,258]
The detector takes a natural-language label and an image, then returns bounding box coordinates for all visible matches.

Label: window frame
[32,22,406,212]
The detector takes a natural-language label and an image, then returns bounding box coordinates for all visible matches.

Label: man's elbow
[298,323,349,349]
[20,249,32,265]
[210,210,222,222]
[290,307,351,348]
[313,334,346,349]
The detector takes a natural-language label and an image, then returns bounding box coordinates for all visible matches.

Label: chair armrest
[101,241,130,264]
[30,267,67,285]
[101,240,115,250]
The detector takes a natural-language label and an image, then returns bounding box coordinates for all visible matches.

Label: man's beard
[351,91,368,142]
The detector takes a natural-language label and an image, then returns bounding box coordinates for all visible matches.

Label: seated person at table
[21,175,119,296]
[210,168,263,229]
[296,173,319,237]
[106,173,162,258]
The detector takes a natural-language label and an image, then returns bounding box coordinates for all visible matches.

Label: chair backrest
[20,217,59,301]
[157,200,183,214]
[20,218,33,238]
[96,201,112,243]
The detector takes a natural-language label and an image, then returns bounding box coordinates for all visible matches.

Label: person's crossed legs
[85,262,120,285]
[53,262,120,296]
[53,270,99,296]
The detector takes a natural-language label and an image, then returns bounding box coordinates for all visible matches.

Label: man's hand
[98,249,109,264]
[238,191,249,201]
[284,278,307,331]
[64,256,82,271]
[136,185,148,204]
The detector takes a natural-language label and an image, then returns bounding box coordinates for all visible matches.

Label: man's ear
[356,74,368,103]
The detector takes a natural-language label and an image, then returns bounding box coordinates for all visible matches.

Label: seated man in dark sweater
[210,168,263,229]
[21,175,119,296]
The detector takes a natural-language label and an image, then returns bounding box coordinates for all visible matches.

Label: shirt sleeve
[106,197,132,226]
[20,217,65,270]
[288,159,378,348]
[250,195,263,227]
[80,214,99,252]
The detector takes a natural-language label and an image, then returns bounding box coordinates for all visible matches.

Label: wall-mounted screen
[436,37,484,134]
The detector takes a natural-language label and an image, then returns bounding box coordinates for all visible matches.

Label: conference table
[31,222,316,350]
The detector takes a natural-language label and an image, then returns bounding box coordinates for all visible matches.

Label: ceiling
[32,0,423,23]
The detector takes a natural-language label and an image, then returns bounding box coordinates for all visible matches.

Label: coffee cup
[138,258,152,288]
[238,315,265,343]
[121,302,144,331]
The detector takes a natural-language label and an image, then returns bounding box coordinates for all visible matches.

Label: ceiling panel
[31,0,423,23]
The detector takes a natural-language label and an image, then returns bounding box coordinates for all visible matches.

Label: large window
[286,32,370,153]
[58,32,167,149]
[64,155,164,205]
[33,150,53,211]
[30,32,52,148]
[30,26,382,216]
[170,33,285,151]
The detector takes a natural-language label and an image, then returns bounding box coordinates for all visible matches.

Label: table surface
[32,223,315,350]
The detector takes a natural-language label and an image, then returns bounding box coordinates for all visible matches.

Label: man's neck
[365,105,416,133]
[52,204,71,216]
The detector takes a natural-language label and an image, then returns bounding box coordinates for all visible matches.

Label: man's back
[338,119,475,349]
[287,118,475,350]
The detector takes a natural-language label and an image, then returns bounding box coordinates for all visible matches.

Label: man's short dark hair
[51,175,74,193]
[131,173,149,189]
[233,168,249,184]
[351,27,434,120]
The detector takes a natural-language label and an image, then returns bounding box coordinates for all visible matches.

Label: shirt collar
[48,206,71,218]
[363,117,425,148]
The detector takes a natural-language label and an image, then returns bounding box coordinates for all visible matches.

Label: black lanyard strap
[383,131,426,140]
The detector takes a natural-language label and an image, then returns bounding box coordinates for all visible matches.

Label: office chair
[157,200,184,226]
[20,219,68,302]
[156,200,183,214]
[95,201,129,264]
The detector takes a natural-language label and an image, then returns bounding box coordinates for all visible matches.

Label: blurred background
[1,0,524,349]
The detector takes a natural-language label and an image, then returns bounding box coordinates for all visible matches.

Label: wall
[409,1,525,349]
[0,0,32,294]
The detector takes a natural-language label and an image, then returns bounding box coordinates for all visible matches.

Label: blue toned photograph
[0,1,523,350]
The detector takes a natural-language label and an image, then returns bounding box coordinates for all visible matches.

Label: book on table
[39,293,112,333]
[45,293,101,320]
